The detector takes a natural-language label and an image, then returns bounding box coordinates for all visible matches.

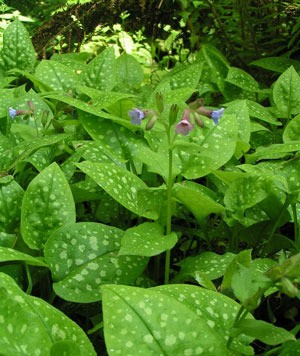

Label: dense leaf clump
[1,8,300,355]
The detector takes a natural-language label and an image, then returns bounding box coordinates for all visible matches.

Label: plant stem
[25,264,33,295]
[164,141,174,285]
[226,305,248,349]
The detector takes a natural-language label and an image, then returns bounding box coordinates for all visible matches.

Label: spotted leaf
[119,222,178,257]
[180,114,237,179]
[0,176,23,234]
[0,246,47,267]
[116,53,144,88]
[173,181,225,222]
[35,60,78,92]
[0,272,96,356]
[76,161,158,219]
[283,113,300,142]
[44,222,148,303]
[177,251,235,281]
[21,162,76,250]
[80,46,116,91]
[2,20,36,71]
[273,66,300,118]
[102,284,244,356]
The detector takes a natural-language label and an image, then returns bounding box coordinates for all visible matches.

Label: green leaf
[0,232,16,248]
[1,133,68,172]
[180,114,237,179]
[226,67,259,92]
[80,47,116,90]
[232,319,295,345]
[245,142,300,163]
[173,181,225,222]
[35,60,78,91]
[221,250,252,292]
[73,140,125,166]
[279,340,300,355]
[116,53,144,88]
[231,260,275,310]
[134,145,181,181]
[178,251,235,280]
[76,85,134,108]
[0,272,96,355]
[250,57,300,73]
[119,222,178,257]
[161,63,203,90]
[50,340,81,356]
[283,114,300,142]
[273,66,300,118]
[200,44,230,92]
[0,246,47,267]
[246,100,281,126]
[224,175,274,225]
[44,222,148,303]
[76,161,157,219]
[2,20,36,71]
[226,100,251,157]
[102,284,231,356]
[21,162,76,250]
[0,177,23,233]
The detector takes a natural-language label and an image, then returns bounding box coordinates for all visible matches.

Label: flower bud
[169,104,179,126]
[155,92,164,113]
[27,100,35,113]
[146,115,157,130]
[41,110,49,127]
[188,98,204,110]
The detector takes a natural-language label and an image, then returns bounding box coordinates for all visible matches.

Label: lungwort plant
[0,19,300,355]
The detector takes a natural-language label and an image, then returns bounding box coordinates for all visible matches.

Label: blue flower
[211,108,224,125]
[9,107,17,120]
[128,108,145,125]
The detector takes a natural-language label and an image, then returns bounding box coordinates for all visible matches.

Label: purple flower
[175,119,194,135]
[9,107,17,120]
[128,108,145,125]
[210,108,224,125]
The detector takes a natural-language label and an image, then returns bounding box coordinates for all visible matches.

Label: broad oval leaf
[273,66,300,118]
[21,162,76,250]
[173,181,225,222]
[2,20,36,71]
[178,251,235,280]
[116,53,144,88]
[102,284,231,356]
[0,272,96,355]
[76,161,157,219]
[283,114,300,142]
[119,222,178,257]
[226,67,259,92]
[44,222,148,303]
[80,46,116,91]
[180,114,237,179]
[35,60,78,91]
[0,176,23,233]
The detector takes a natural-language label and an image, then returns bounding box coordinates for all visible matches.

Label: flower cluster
[127,100,225,136]
[175,106,225,135]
